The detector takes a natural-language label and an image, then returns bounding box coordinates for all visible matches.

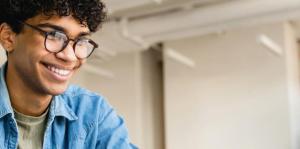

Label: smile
[47,65,71,76]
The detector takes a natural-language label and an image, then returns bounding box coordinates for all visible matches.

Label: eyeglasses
[19,21,98,59]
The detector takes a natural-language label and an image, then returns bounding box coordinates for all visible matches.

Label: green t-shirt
[14,109,49,149]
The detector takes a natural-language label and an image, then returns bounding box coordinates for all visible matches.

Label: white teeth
[47,65,71,76]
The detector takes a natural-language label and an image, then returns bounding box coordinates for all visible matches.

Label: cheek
[15,32,45,51]
[14,35,47,59]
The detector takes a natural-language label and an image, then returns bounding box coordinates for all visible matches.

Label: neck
[5,63,52,116]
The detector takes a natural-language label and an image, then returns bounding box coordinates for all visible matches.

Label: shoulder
[62,84,105,104]
[60,84,114,121]
[63,84,101,98]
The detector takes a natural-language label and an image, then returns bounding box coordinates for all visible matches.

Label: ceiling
[95,0,232,55]
[86,0,300,68]
[105,0,227,18]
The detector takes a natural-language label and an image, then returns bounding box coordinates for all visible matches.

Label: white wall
[163,22,294,149]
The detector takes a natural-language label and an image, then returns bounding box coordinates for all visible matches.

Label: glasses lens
[45,31,67,52]
[75,39,95,59]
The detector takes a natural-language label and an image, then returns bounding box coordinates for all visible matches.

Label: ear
[0,23,16,54]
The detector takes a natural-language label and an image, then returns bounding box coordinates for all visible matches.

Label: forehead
[25,14,90,35]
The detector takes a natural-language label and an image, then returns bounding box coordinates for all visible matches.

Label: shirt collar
[0,62,78,121]
[48,95,78,121]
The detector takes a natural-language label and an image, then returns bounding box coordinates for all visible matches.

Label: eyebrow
[36,23,91,37]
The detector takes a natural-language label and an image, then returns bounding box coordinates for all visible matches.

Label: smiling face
[6,14,90,96]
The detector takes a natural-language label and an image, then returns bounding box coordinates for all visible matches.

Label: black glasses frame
[19,21,98,59]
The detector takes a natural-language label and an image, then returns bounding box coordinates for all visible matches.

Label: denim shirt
[0,63,137,149]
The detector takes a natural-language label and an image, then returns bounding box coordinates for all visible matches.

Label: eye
[47,31,67,41]
[77,38,89,46]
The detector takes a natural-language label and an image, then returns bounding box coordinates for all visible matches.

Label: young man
[0,0,136,148]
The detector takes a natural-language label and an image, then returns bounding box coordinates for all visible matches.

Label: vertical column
[284,22,300,149]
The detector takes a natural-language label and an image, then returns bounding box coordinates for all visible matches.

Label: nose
[55,41,78,62]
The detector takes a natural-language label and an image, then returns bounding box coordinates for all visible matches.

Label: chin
[50,90,66,96]
[45,83,69,96]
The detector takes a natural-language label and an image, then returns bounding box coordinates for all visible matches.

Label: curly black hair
[0,0,107,34]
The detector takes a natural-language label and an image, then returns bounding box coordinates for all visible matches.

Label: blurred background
[1,0,300,148]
